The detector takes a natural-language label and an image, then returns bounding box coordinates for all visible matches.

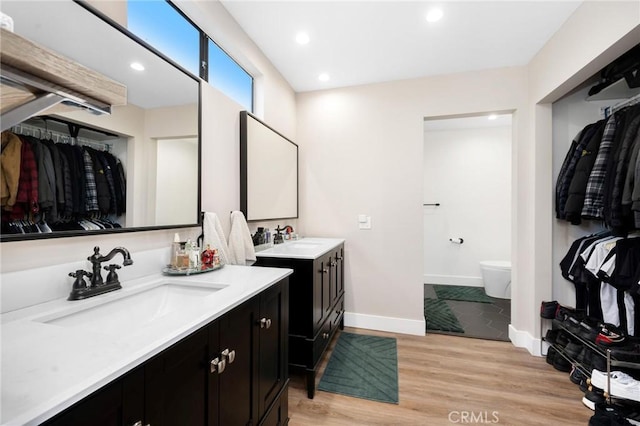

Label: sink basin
[287,242,321,249]
[37,283,224,335]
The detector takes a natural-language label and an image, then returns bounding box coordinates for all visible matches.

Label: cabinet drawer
[312,319,332,368]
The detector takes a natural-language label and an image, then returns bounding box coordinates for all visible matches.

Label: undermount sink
[287,242,321,249]
[36,283,225,335]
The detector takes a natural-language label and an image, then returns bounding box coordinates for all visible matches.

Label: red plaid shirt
[10,137,39,219]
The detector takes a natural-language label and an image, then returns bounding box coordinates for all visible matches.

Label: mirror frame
[240,111,299,222]
[1,1,202,242]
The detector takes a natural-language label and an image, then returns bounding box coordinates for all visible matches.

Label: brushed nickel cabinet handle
[222,348,236,364]
[323,332,329,339]
[260,318,272,329]
[211,357,226,374]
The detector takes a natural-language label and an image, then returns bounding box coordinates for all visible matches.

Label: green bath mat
[434,285,492,303]
[318,332,399,404]
[424,298,464,333]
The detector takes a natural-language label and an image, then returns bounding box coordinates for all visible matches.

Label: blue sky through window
[127,0,200,76]
[208,39,253,111]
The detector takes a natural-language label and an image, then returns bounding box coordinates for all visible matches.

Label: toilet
[479,260,511,299]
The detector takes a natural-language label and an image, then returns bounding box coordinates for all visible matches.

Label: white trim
[344,312,425,336]
[423,274,483,287]
[508,324,542,356]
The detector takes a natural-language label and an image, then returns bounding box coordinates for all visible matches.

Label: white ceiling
[221,0,583,93]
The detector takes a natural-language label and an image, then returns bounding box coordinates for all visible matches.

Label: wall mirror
[240,111,298,221]
[1,0,200,241]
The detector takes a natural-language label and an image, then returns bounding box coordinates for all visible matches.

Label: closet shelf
[0,28,127,132]
[586,78,640,102]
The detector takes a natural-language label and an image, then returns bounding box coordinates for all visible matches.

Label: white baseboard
[424,274,483,287]
[508,324,542,356]
[344,312,425,336]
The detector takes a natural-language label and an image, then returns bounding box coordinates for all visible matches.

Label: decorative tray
[162,263,224,276]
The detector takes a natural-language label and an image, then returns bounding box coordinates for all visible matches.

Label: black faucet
[88,246,133,287]
[273,225,293,245]
[68,246,133,301]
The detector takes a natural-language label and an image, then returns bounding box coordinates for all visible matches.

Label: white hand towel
[203,212,230,265]
[228,211,256,266]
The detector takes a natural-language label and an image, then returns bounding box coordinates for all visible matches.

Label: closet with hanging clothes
[554,43,640,317]
[548,44,640,422]
[1,116,127,235]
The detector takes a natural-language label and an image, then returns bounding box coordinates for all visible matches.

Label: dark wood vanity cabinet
[42,278,289,426]
[254,243,344,399]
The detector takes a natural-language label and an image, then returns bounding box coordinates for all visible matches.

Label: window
[127,0,200,76]
[127,1,254,111]
[208,39,253,111]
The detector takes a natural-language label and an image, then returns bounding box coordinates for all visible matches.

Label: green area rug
[424,298,464,333]
[434,285,492,303]
[318,332,399,404]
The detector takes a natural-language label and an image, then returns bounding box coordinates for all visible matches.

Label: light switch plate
[358,215,371,230]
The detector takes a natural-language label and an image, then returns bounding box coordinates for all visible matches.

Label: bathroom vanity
[254,238,345,398]
[1,264,291,426]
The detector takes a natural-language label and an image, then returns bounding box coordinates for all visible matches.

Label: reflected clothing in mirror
[1,131,126,234]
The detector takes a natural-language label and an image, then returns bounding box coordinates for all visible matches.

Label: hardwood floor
[288,328,592,426]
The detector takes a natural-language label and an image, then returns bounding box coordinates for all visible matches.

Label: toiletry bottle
[171,233,181,268]
[265,228,271,244]
[190,241,200,269]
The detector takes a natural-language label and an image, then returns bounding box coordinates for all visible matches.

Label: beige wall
[296,67,528,334]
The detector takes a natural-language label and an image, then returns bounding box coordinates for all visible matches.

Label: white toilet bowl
[479,260,511,299]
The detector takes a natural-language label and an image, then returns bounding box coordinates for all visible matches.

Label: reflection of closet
[0,27,127,237]
[2,116,128,235]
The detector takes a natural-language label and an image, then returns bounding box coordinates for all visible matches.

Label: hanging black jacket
[564,120,607,224]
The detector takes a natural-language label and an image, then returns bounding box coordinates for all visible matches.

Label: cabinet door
[314,253,332,333]
[257,279,289,420]
[145,328,209,426]
[212,298,258,426]
[42,368,144,426]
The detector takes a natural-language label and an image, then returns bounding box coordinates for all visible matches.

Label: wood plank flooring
[288,328,592,426]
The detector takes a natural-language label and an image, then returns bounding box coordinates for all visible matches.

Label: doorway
[422,113,513,341]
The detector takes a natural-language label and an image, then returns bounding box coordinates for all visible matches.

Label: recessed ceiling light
[425,8,443,23]
[295,32,310,45]
[488,114,498,120]
[318,73,330,82]
[130,62,145,71]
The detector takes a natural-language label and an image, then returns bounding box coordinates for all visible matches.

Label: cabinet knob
[337,256,343,261]
[330,261,337,267]
[210,357,226,374]
[319,268,329,274]
[222,348,236,364]
[260,317,272,329]
[323,332,329,339]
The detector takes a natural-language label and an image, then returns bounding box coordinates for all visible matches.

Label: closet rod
[604,92,640,117]
[37,115,119,138]
[10,122,113,152]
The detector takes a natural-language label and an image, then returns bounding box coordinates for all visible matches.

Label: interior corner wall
[174,0,297,140]
[296,67,528,336]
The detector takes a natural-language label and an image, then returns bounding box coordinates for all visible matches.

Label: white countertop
[0,265,292,426]
[255,237,345,260]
